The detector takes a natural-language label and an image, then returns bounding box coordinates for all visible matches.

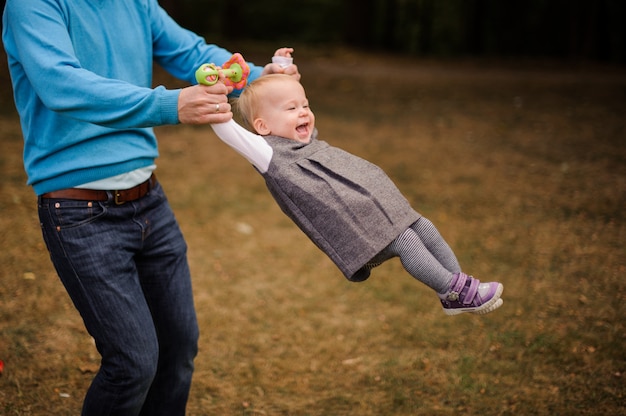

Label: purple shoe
[439,272,503,315]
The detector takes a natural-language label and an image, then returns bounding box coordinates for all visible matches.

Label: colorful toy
[195,53,250,90]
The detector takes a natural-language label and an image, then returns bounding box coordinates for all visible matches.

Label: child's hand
[261,47,300,80]
[272,47,293,69]
[274,47,293,58]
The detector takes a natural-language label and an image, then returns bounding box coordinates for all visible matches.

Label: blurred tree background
[0,0,624,62]
[157,0,626,63]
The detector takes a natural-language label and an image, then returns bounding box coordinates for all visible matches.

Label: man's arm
[3,0,181,127]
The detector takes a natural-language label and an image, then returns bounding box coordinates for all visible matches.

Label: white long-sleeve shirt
[211,120,274,173]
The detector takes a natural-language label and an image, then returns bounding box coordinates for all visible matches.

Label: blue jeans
[38,181,199,416]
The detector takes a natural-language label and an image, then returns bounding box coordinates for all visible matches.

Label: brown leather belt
[40,174,156,205]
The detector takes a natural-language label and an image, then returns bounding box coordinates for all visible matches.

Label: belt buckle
[114,190,125,205]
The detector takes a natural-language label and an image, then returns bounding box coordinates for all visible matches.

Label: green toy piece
[195,53,250,89]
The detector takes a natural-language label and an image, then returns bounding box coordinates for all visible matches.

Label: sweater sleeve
[211,120,273,173]
[148,2,263,97]
[2,0,262,128]
[2,0,183,128]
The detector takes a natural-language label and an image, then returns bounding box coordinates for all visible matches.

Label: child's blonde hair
[235,74,292,130]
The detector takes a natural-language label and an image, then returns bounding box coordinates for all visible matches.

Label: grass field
[1,46,624,415]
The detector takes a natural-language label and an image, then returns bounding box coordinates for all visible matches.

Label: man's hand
[178,83,233,125]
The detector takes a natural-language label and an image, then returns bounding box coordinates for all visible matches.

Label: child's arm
[211,120,273,173]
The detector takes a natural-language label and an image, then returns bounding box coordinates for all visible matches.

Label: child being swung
[210,51,503,315]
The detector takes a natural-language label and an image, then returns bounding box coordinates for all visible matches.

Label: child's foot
[439,272,503,315]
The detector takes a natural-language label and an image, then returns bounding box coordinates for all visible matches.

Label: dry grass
[1,46,624,415]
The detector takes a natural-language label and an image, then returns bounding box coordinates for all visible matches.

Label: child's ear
[253,118,271,135]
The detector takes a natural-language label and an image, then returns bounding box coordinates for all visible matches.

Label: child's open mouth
[296,123,309,136]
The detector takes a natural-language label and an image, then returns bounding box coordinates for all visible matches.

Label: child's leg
[387,228,454,293]
[389,224,504,315]
[409,217,461,274]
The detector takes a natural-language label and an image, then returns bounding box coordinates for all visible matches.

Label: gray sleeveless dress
[260,134,421,281]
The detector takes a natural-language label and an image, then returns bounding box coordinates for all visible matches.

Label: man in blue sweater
[2,0,299,414]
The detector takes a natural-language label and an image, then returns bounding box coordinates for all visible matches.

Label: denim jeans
[38,181,199,416]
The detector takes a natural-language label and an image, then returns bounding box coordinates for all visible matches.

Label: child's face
[253,77,315,143]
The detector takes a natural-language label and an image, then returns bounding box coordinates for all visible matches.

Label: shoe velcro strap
[451,272,468,293]
[463,277,480,305]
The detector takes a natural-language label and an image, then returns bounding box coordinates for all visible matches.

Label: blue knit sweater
[2,0,262,194]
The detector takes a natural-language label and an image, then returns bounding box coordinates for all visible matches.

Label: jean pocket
[47,199,107,230]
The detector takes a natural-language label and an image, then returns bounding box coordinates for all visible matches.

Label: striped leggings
[365,217,460,293]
